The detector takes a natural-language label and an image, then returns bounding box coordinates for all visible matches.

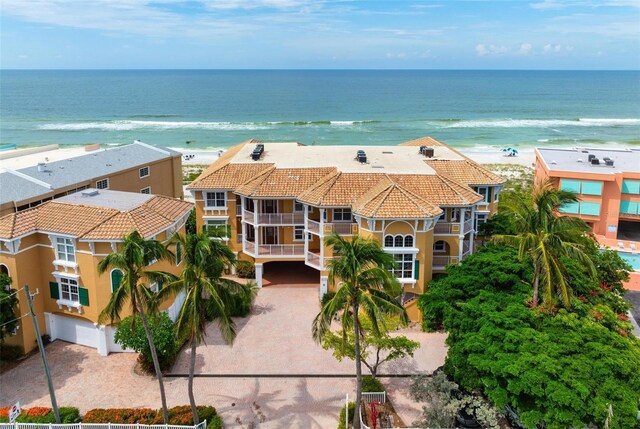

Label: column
[304,205,309,258]
[231,252,238,275]
[470,205,476,254]
[95,324,108,356]
[320,276,328,296]
[255,263,263,288]
[255,199,260,255]
[458,208,466,261]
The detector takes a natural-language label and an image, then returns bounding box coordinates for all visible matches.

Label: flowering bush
[26,407,52,417]
[0,407,79,423]
[84,406,219,427]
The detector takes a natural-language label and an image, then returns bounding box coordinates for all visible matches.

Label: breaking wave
[441,118,640,128]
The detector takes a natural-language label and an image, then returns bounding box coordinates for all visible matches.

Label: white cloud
[518,43,533,55]
[543,43,574,53]
[385,52,407,59]
[475,44,508,56]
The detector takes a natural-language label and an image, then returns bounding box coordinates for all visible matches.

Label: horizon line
[2,68,639,72]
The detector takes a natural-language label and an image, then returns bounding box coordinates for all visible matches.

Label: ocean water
[1,70,639,151]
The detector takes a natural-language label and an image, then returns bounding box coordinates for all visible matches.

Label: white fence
[0,423,206,429]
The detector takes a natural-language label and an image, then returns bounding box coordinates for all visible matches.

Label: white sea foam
[38,120,272,131]
[443,118,640,128]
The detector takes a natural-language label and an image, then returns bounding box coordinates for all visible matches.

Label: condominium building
[188,137,505,320]
[535,147,640,247]
[0,189,193,355]
[0,141,184,217]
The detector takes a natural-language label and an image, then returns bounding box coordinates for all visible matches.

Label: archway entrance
[262,261,319,287]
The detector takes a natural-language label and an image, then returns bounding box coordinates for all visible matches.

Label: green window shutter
[579,202,601,216]
[487,188,493,203]
[176,243,182,264]
[111,270,123,293]
[414,260,420,280]
[79,288,90,306]
[49,281,60,300]
[559,202,579,214]
[581,181,603,196]
[560,179,581,193]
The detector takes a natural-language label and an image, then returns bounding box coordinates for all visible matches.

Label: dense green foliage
[0,274,18,343]
[235,260,255,279]
[336,401,356,429]
[186,209,197,235]
[114,312,179,371]
[83,405,220,428]
[419,245,640,429]
[361,375,385,393]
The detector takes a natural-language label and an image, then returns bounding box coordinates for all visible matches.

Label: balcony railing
[236,205,242,216]
[243,240,304,257]
[236,233,243,244]
[434,219,473,235]
[432,255,456,269]
[243,210,256,224]
[462,240,471,257]
[306,251,322,269]
[257,212,305,225]
[307,219,321,235]
[307,220,357,236]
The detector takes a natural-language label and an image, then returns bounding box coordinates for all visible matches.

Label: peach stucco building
[535,147,640,290]
[188,137,505,320]
[0,189,193,355]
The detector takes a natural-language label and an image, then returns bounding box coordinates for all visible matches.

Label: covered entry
[261,261,320,287]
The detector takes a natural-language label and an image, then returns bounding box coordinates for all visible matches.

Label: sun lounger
[618,241,625,249]
[631,243,637,251]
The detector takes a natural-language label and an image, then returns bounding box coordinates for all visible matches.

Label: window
[559,201,601,216]
[450,208,460,222]
[333,208,352,222]
[204,219,227,236]
[384,234,415,248]
[111,269,124,293]
[476,213,488,230]
[205,191,226,208]
[622,180,640,195]
[294,202,304,212]
[474,187,490,203]
[620,200,639,215]
[60,277,79,302]
[150,281,162,293]
[433,240,447,253]
[55,237,75,262]
[293,226,310,241]
[391,254,413,279]
[140,187,151,194]
[176,242,182,265]
[560,179,603,196]
[96,178,109,190]
[139,166,150,178]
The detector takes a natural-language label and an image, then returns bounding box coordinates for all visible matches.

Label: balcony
[433,219,473,235]
[244,210,256,224]
[243,240,304,257]
[307,219,357,236]
[305,251,333,270]
[257,212,305,225]
[432,255,457,270]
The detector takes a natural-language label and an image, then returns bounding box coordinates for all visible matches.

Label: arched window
[111,269,124,293]
[384,235,394,247]
[433,241,447,253]
[0,264,8,276]
[394,236,404,247]
[404,236,414,247]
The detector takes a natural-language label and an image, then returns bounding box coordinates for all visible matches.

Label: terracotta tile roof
[388,174,483,206]
[354,177,442,219]
[424,159,506,185]
[298,172,385,206]
[0,196,192,240]
[235,167,336,198]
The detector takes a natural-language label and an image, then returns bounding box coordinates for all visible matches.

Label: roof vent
[81,189,99,197]
[581,150,589,153]
[605,159,614,166]
[37,162,46,172]
[577,158,583,163]
[251,144,264,161]
[591,158,600,165]
[551,160,557,165]
[419,146,435,158]
[356,150,367,163]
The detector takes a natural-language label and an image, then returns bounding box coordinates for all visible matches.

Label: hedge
[0,407,80,423]
[83,406,221,429]
[336,401,355,429]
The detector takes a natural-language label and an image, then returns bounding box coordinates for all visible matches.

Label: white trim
[383,247,419,254]
[0,167,53,189]
[140,186,151,194]
[139,165,150,178]
[55,299,83,313]
[96,178,109,190]
[133,140,172,156]
[52,271,81,280]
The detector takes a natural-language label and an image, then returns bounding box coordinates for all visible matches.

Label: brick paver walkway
[1,287,447,428]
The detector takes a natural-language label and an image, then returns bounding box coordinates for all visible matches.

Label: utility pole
[25,285,60,423]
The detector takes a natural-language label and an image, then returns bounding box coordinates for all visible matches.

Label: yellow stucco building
[0,189,193,355]
[188,137,505,320]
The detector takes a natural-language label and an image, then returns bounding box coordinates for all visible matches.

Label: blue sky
[1,1,639,69]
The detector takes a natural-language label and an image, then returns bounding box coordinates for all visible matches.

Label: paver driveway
[1,287,447,428]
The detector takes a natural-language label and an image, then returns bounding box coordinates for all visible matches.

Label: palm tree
[312,233,407,429]
[493,179,596,307]
[156,231,248,425]
[98,230,175,424]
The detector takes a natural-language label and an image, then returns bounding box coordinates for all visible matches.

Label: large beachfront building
[0,189,193,355]
[0,141,184,217]
[535,147,640,247]
[188,137,505,319]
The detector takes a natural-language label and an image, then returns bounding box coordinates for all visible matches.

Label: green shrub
[235,260,255,279]
[114,312,179,372]
[362,375,385,392]
[207,415,223,429]
[321,291,336,307]
[0,344,23,361]
[0,407,79,423]
[336,401,355,429]
[84,406,219,425]
[206,282,257,320]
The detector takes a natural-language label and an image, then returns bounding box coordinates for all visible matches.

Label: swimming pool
[618,251,640,271]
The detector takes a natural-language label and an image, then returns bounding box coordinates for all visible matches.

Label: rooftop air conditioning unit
[605,159,614,166]
[419,146,435,158]
[591,158,600,165]
[356,150,367,163]
[251,144,264,161]
[588,154,596,162]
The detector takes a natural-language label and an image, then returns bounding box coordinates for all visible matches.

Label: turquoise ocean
[1,70,639,152]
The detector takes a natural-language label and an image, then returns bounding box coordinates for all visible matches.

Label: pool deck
[596,235,640,291]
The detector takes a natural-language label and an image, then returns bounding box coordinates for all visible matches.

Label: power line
[0,287,24,303]
[0,312,29,329]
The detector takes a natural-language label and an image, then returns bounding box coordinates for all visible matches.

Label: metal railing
[362,392,386,404]
[243,240,304,256]
[307,219,321,235]
[432,255,454,269]
[243,209,256,224]
[257,212,305,225]
[0,423,207,429]
[325,222,357,235]
[434,219,473,235]
[306,251,322,269]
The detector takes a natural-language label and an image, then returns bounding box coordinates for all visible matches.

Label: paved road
[1,287,447,428]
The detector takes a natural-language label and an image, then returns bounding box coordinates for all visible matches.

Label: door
[262,200,278,213]
[262,227,278,244]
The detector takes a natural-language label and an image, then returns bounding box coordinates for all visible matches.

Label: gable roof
[353,177,442,219]
[235,167,336,198]
[298,172,385,207]
[424,159,506,186]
